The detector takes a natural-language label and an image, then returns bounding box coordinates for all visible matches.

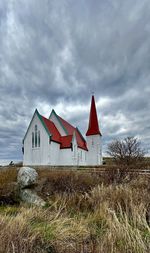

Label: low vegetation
[0,166,149,253]
[107,136,146,168]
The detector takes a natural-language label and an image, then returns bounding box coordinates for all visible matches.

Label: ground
[0,165,149,253]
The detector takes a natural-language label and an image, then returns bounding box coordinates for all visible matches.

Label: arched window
[38,130,40,147]
[32,125,40,148]
[35,125,37,147]
[32,132,34,148]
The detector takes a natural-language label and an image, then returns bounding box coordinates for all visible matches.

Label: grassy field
[0,166,149,253]
[103,156,150,166]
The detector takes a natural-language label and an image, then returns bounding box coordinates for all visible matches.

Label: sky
[0,0,150,161]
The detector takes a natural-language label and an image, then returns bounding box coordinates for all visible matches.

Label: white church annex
[23,96,102,166]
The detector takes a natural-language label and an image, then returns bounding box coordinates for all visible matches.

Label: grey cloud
[0,0,150,160]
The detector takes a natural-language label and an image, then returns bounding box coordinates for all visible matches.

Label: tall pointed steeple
[86,95,102,136]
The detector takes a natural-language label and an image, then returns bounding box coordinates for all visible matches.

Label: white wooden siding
[23,113,50,165]
[86,135,102,165]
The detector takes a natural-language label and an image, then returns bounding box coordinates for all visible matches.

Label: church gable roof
[40,112,87,150]
[42,116,61,143]
[49,109,68,136]
[57,115,88,150]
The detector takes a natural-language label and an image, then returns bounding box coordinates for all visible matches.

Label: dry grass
[0,167,17,186]
[0,167,149,252]
[0,168,18,202]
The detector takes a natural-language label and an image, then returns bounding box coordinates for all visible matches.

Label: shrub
[107,136,146,168]
[36,170,99,198]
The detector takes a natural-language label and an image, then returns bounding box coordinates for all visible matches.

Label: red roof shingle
[41,114,87,150]
[60,135,73,149]
[58,115,88,150]
[42,116,61,143]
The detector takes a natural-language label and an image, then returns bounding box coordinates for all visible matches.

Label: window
[38,130,40,147]
[32,132,34,148]
[35,128,37,147]
[92,138,94,147]
[74,145,76,158]
[32,125,40,148]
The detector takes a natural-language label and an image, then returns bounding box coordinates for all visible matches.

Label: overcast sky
[0,0,150,160]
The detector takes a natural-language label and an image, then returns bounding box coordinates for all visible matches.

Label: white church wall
[71,132,87,166]
[49,141,60,165]
[57,146,87,166]
[23,113,50,165]
[59,148,73,165]
[86,135,102,165]
[77,148,87,166]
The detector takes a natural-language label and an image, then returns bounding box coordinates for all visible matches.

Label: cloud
[0,0,150,160]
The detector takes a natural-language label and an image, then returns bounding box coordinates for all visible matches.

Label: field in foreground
[0,167,150,253]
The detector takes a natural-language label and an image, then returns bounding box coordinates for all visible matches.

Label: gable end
[49,109,68,135]
[23,109,51,142]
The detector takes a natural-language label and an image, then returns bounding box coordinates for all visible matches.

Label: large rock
[18,167,38,189]
[20,189,46,207]
[17,167,46,206]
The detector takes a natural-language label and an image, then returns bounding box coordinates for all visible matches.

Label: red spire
[86,95,102,136]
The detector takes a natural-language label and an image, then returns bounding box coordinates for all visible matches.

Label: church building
[23,96,102,166]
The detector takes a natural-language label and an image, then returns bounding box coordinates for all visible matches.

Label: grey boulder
[20,189,46,207]
[18,167,38,189]
[17,167,46,207]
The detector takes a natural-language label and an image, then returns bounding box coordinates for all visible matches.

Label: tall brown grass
[0,166,149,253]
[0,167,17,198]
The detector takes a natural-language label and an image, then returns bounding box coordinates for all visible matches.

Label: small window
[32,125,39,148]
[35,132,37,147]
[92,138,94,147]
[35,127,37,148]
[74,145,76,158]
[38,130,40,147]
[32,132,34,148]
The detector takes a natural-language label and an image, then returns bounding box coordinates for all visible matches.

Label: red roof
[42,116,61,143]
[41,114,88,150]
[86,95,102,136]
[58,115,88,150]
[60,135,73,149]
